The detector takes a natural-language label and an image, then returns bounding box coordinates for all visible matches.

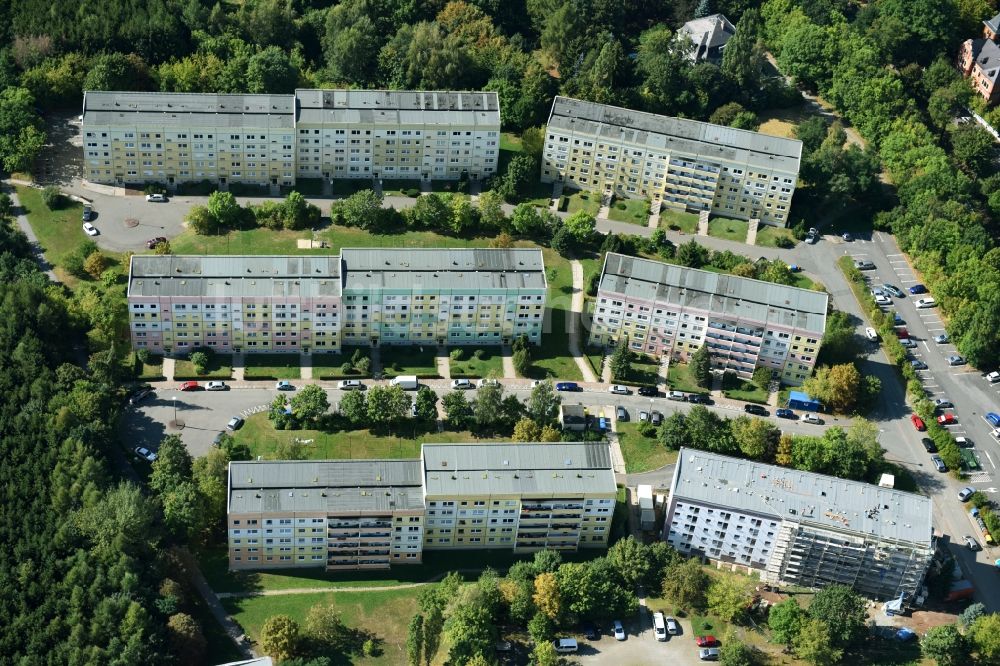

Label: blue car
[893,313,904,326]
[986,412,1000,428]
[555,382,580,392]
[909,284,927,295]
[776,408,796,419]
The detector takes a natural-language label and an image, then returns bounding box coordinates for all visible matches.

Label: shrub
[775,236,795,249]
[136,348,151,364]
[83,251,108,279]
[362,639,381,657]
[473,348,485,359]
[616,202,627,210]
[190,351,209,375]
[405,188,420,197]
[450,348,464,361]
[41,185,64,209]
[558,195,569,211]
[638,421,656,437]
[340,362,353,374]
[356,357,371,374]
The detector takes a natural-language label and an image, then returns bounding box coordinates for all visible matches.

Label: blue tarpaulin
[788,391,822,412]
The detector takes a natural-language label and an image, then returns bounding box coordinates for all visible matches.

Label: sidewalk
[174,547,254,659]
[568,260,599,383]
[501,346,516,379]
[435,348,451,380]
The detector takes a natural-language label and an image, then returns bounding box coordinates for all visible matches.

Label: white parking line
[900,279,918,283]
[886,253,904,257]
[926,327,945,331]
[986,451,996,470]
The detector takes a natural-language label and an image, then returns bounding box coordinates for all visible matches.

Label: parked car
[865,327,879,341]
[931,455,947,472]
[842,232,853,242]
[909,284,928,294]
[874,295,892,306]
[180,380,199,391]
[883,284,904,297]
[581,621,600,641]
[637,386,658,397]
[805,233,818,244]
[275,380,294,391]
[213,432,227,447]
[700,648,721,661]
[934,333,949,344]
[667,390,687,401]
[612,620,626,641]
[653,612,667,641]
[608,384,630,395]
[555,382,580,392]
[937,413,956,425]
[915,297,937,308]
[227,416,245,431]
[934,398,953,409]
[921,438,937,453]
[639,411,650,422]
[338,379,364,391]
[802,413,823,425]
[477,378,500,388]
[650,411,663,425]
[911,414,926,431]
[986,412,1000,428]
[987,371,1000,383]
[870,287,885,298]
[854,259,875,270]
[129,387,153,405]
[133,446,157,463]
[695,636,719,647]
[963,535,980,551]
[911,359,928,370]
[956,436,971,448]
[687,394,711,404]
[895,327,909,338]
[900,338,918,348]
[145,193,167,202]
[146,236,167,249]
[893,313,905,325]
[616,406,628,421]
[776,408,796,419]
[82,204,93,221]
[744,404,769,416]
[665,616,679,635]
[451,379,474,390]
[82,222,99,236]
[553,638,578,654]
[206,381,228,391]
[948,355,966,366]
[958,486,976,502]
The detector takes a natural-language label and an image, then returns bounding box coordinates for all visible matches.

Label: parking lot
[573,613,709,666]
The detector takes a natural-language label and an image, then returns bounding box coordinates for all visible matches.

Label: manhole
[125,218,139,228]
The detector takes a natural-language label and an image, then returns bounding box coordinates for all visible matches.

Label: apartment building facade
[82,89,500,187]
[126,249,545,355]
[663,449,935,600]
[541,96,802,227]
[295,89,500,181]
[589,253,828,385]
[227,443,617,571]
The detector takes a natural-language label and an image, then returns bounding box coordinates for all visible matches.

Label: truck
[390,375,419,390]
[638,485,656,531]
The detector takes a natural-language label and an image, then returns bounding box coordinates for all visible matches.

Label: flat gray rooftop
[671,449,933,546]
[341,248,546,291]
[599,253,827,335]
[422,443,617,498]
[296,89,500,127]
[82,91,294,129]
[128,255,342,299]
[548,96,801,174]
[229,459,424,514]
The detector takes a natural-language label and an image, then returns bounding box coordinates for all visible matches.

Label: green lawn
[755,225,797,248]
[617,422,677,473]
[380,179,422,197]
[136,354,165,380]
[224,587,425,666]
[607,197,651,225]
[289,178,325,196]
[665,361,705,394]
[565,188,602,217]
[622,354,661,386]
[518,179,556,208]
[707,218,750,242]
[243,353,303,380]
[173,354,233,380]
[234,413,428,460]
[379,346,439,378]
[330,180,373,197]
[450,349,505,379]
[722,373,769,404]
[313,348,371,379]
[659,208,700,233]
[500,133,523,152]
[169,227,329,256]
[526,251,583,381]
[585,347,605,378]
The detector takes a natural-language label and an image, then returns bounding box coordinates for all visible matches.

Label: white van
[390,375,419,390]
[553,638,578,653]
[653,612,667,641]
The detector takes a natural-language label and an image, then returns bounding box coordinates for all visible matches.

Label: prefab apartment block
[126,249,546,355]
[589,253,827,385]
[227,443,617,571]
[82,89,500,187]
[663,449,934,600]
[541,96,802,227]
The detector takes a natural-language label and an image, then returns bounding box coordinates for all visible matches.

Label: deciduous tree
[807,585,867,647]
[533,571,561,620]
[921,624,965,666]
[291,384,330,422]
[795,618,842,666]
[707,574,753,623]
[768,598,805,645]
[661,558,709,612]
[166,613,206,664]
[338,390,367,425]
[527,380,561,426]
[442,391,473,430]
[260,614,300,662]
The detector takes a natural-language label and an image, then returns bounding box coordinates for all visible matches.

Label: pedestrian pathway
[435,347,451,380]
[162,357,176,382]
[501,345,516,379]
[647,200,662,229]
[231,353,244,382]
[606,431,627,475]
[6,184,58,282]
[175,547,255,659]
[600,353,611,383]
[568,260,599,383]
[549,182,563,212]
[371,347,382,377]
[300,353,312,380]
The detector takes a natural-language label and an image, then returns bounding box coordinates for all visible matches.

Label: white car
[275,380,294,391]
[802,413,823,425]
[915,297,937,308]
[477,378,500,388]
[133,446,157,463]
[145,193,167,202]
[451,379,473,390]
[82,222,98,236]
[667,390,687,401]
[988,371,1000,383]
[608,384,630,395]
[206,381,228,391]
[338,379,364,391]
[874,295,892,306]
[865,327,878,341]
[612,620,626,641]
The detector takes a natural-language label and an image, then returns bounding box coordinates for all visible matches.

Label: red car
[895,327,909,339]
[911,414,926,431]
[180,381,200,391]
[937,413,956,425]
[696,636,718,647]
